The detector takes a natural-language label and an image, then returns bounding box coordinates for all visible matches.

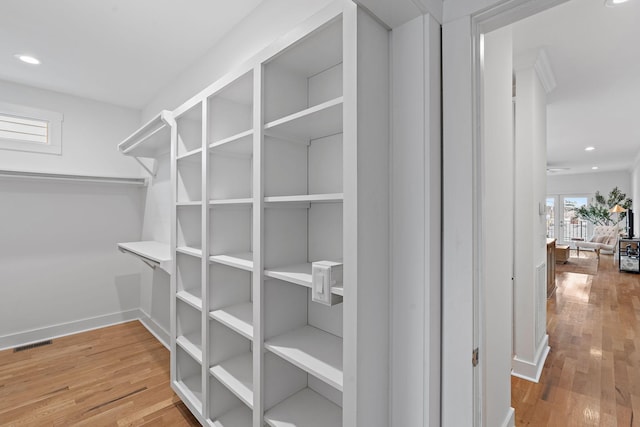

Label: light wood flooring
[512,252,640,426]
[0,321,200,426]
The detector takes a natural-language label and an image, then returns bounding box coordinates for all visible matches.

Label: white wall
[512,61,550,382]
[0,79,141,177]
[0,178,145,348]
[547,170,631,198]
[442,14,475,427]
[482,26,515,427]
[138,155,172,340]
[390,13,441,427]
[142,0,334,121]
[0,80,146,349]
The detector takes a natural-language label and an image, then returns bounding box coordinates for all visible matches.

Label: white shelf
[210,352,253,408]
[209,252,254,272]
[119,110,173,158]
[177,334,203,363]
[264,97,343,142]
[175,375,203,414]
[177,201,203,207]
[264,193,343,205]
[209,198,253,207]
[265,325,343,391]
[265,262,343,296]
[177,246,203,258]
[264,388,342,427]
[117,241,171,273]
[177,147,203,161]
[210,302,253,340]
[211,405,252,427]
[210,129,253,155]
[265,263,312,287]
[177,290,203,310]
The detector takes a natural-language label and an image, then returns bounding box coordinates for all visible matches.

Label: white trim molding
[512,334,550,382]
[513,48,556,93]
[501,407,516,427]
[0,101,63,155]
[534,49,557,93]
[138,311,170,349]
[0,309,169,352]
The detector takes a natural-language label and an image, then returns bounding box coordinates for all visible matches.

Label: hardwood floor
[0,321,200,426]
[512,252,640,426]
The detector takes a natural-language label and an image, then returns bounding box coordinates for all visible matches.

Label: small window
[0,101,63,155]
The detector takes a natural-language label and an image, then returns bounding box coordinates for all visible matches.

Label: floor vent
[14,340,53,352]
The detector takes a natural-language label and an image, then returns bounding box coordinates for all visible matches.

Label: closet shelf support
[118,110,176,177]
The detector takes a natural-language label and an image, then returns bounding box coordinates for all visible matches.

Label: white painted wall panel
[0,79,145,346]
[142,0,335,122]
[390,13,441,427]
[482,25,514,427]
[442,15,475,427]
[0,79,141,177]
[0,179,144,340]
[391,17,425,427]
[547,170,631,197]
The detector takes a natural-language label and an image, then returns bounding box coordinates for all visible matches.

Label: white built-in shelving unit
[119,1,388,425]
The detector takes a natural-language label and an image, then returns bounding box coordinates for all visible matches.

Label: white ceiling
[512,0,640,175]
[0,0,427,111]
[0,0,264,109]
[6,0,632,177]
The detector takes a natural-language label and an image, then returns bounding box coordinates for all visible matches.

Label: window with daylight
[0,101,63,155]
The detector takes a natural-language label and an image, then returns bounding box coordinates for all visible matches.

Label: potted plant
[575,187,632,227]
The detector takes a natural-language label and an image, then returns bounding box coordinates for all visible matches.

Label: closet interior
[117,1,389,425]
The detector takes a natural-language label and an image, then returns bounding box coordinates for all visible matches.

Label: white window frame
[0,101,63,155]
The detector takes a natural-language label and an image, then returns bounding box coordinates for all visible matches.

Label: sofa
[575,225,619,258]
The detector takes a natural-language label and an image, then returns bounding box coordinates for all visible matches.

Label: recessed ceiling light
[585,146,596,151]
[15,54,40,65]
[592,166,599,170]
[605,0,630,6]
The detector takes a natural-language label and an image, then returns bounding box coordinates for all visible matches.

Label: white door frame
[442,0,568,425]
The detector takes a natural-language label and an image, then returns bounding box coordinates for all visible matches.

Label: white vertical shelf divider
[342,4,358,426]
[169,114,178,387]
[200,99,211,421]
[252,64,265,427]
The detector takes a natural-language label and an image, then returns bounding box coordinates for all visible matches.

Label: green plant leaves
[574,186,632,226]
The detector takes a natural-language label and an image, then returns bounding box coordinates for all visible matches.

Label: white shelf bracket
[134,156,158,178]
[119,110,176,178]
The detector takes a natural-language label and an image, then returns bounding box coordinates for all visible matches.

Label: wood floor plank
[513,253,640,426]
[0,321,199,426]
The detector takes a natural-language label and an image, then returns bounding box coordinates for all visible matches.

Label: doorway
[547,194,591,246]
[442,1,569,426]
[444,0,638,425]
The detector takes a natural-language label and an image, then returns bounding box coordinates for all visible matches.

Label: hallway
[512,253,640,426]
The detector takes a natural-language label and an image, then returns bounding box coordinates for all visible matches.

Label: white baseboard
[501,407,515,427]
[0,309,143,352]
[511,334,550,383]
[0,309,171,352]
[138,311,170,349]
